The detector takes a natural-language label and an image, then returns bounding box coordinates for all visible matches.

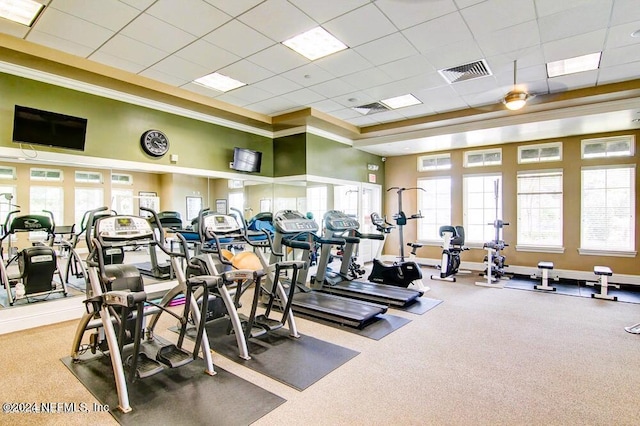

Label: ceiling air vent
[438,59,492,84]
[352,102,390,115]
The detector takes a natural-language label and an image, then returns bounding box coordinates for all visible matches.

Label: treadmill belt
[61,349,285,426]
[294,312,411,340]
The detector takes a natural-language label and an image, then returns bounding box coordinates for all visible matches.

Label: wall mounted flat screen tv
[12,105,88,151]
[231,147,262,173]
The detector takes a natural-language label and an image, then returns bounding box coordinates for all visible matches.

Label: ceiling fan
[502,60,531,110]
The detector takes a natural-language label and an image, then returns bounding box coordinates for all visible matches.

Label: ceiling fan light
[503,91,528,110]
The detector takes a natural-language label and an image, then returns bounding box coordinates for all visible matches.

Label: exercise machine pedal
[254,314,283,332]
[131,352,164,379]
[156,344,192,368]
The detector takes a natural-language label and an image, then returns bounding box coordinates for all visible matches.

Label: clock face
[140,130,169,157]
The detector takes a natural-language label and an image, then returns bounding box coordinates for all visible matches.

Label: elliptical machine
[368,187,427,291]
[431,225,469,282]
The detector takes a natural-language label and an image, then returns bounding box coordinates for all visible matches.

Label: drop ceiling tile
[367,109,405,123]
[598,60,640,84]
[475,20,540,57]
[323,3,396,47]
[174,39,241,70]
[534,0,590,17]
[119,0,156,10]
[89,50,147,74]
[329,107,363,121]
[334,90,376,108]
[252,75,303,95]
[341,68,393,91]
[32,8,115,49]
[453,0,486,8]
[548,69,598,91]
[282,88,325,105]
[354,33,418,66]
[461,0,536,35]
[212,91,251,106]
[219,59,274,84]
[227,85,275,104]
[542,29,607,62]
[378,55,436,81]
[451,75,500,97]
[600,43,640,67]
[204,20,275,58]
[247,44,309,74]
[50,0,139,32]
[238,0,317,41]
[0,19,29,38]
[120,13,196,53]
[610,0,640,25]
[146,0,231,37]
[308,78,357,98]
[181,81,225,99]
[26,30,94,57]
[605,21,640,49]
[538,0,612,43]
[375,0,457,30]
[402,12,472,53]
[291,0,369,24]
[308,98,345,113]
[364,72,446,100]
[139,68,190,86]
[246,97,302,115]
[204,0,263,18]
[345,115,383,126]
[397,103,436,119]
[413,85,469,113]
[146,55,210,81]
[422,39,484,70]
[314,49,372,78]
[280,63,336,86]
[92,34,168,68]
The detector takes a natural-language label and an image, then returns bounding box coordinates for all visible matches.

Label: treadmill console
[95,216,154,242]
[324,210,359,232]
[273,210,318,234]
[202,213,241,238]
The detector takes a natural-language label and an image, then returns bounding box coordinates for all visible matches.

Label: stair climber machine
[174,208,302,360]
[476,179,510,288]
[313,210,423,308]
[0,210,68,305]
[431,225,470,282]
[269,210,387,329]
[368,187,428,292]
[70,209,218,414]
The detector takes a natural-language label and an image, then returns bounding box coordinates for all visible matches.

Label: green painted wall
[0,73,273,176]
[273,134,306,177]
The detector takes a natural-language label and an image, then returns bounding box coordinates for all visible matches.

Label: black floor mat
[294,313,411,340]
[397,297,443,315]
[505,276,640,303]
[61,342,285,425]
[191,321,359,391]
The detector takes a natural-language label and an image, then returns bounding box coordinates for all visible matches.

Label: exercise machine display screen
[202,214,241,236]
[96,216,154,241]
[273,210,318,233]
[324,210,359,232]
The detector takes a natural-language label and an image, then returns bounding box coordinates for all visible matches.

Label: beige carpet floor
[1,269,639,426]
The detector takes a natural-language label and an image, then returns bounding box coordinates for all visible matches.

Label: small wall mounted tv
[231,147,262,173]
[12,105,88,151]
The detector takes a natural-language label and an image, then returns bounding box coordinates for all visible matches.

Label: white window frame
[75,187,104,226]
[463,173,502,246]
[29,186,64,240]
[518,142,562,164]
[417,176,452,243]
[111,173,133,185]
[0,166,16,180]
[463,148,502,168]
[579,164,636,256]
[516,169,564,253]
[30,168,63,182]
[417,153,451,172]
[307,186,328,227]
[581,135,635,159]
[75,171,103,184]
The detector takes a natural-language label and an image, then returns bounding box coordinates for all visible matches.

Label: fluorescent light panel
[546,52,601,78]
[283,27,347,61]
[194,72,246,92]
[380,94,421,109]
[0,0,44,26]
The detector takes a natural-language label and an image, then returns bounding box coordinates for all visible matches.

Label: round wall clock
[140,130,169,158]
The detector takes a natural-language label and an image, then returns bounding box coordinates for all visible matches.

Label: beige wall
[384,130,640,275]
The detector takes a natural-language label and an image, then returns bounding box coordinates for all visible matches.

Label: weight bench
[534,261,555,291]
[588,266,618,301]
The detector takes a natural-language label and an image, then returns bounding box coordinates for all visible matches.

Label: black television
[12,105,88,151]
[231,147,262,173]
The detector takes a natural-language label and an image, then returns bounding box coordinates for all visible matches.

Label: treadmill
[313,210,422,308]
[270,210,387,328]
[132,211,177,280]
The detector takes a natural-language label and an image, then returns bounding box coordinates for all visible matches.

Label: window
[30,168,63,181]
[517,170,563,249]
[75,188,104,226]
[581,165,635,254]
[228,192,244,215]
[112,189,133,215]
[417,153,451,171]
[0,166,16,180]
[30,186,63,239]
[0,185,17,230]
[582,135,634,159]
[463,174,502,244]
[334,185,359,218]
[307,186,327,227]
[111,173,133,185]
[464,148,501,167]
[417,177,451,241]
[518,142,562,163]
[75,171,103,184]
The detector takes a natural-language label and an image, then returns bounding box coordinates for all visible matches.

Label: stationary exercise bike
[431,225,469,282]
[368,187,427,291]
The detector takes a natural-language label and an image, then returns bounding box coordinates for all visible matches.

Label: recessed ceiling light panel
[283,27,347,61]
[546,52,602,78]
[0,0,44,26]
[194,72,246,92]
[380,94,422,109]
